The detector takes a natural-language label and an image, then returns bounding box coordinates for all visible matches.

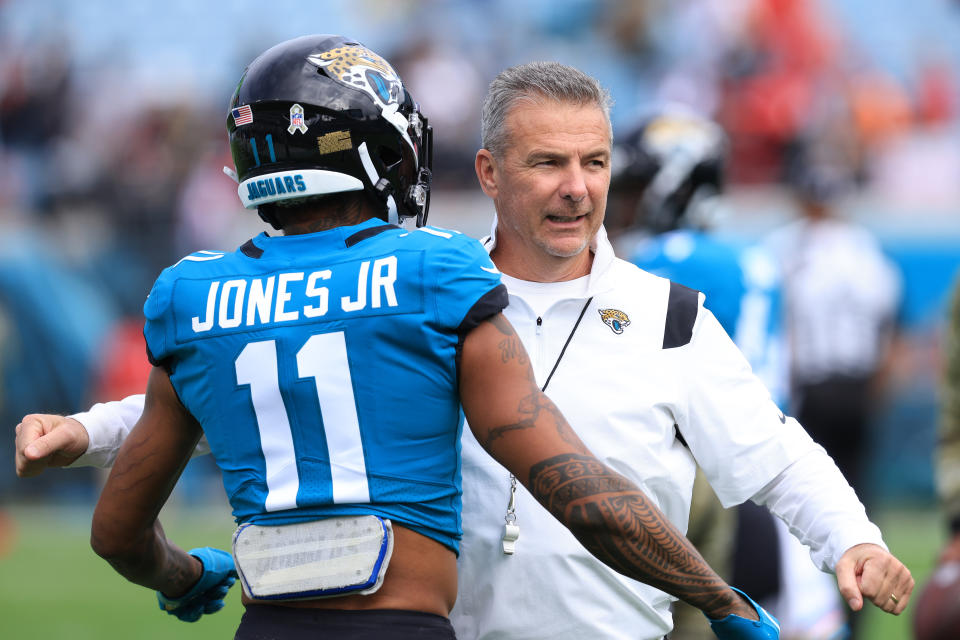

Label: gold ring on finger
[889,593,900,605]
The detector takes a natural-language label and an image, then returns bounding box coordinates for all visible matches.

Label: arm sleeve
[68,393,212,469]
[751,447,886,572]
[68,395,146,468]
[678,301,821,505]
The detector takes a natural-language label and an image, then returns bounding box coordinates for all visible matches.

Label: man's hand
[835,542,914,615]
[708,587,780,639]
[15,414,89,477]
[156,547,237,622]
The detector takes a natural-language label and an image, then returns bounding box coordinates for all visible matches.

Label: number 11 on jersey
[235,332,371,511]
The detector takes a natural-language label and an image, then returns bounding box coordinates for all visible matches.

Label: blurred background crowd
[1,0,959,528]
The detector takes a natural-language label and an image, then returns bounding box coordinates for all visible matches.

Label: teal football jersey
[143,219,506,552]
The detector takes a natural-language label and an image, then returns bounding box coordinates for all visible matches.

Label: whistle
[501,523,520,555]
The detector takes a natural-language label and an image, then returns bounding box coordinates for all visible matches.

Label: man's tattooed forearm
[528,453,732,613]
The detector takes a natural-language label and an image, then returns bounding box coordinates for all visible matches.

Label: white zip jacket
[448,222,883,640]
[70,222,884,640]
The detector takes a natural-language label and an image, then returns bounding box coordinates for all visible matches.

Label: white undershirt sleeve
[751,447,887,572]
[68,394,211,468]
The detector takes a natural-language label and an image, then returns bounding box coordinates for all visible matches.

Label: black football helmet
[609,110,726,234]
[226,35,433,227]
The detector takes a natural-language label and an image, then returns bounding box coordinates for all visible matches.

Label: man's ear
[475,149,499,199]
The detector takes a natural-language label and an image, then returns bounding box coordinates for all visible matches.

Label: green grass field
[0,501,944,639]
[0,501,241,639]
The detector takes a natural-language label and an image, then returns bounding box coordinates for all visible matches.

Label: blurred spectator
[174,133,253,254]
[392,36,486,186]
[938,274,960,562]
[91,318,151,403]
[98,105,198,272]
[717,0,841,183]
[766,162,902,507]
[863,58,960,209]
[765,160,902,639]
[643,0,752,120]
[0,41,74,213]
[0,507,13,557]
[909,272,960,637]
[847,70,913,150]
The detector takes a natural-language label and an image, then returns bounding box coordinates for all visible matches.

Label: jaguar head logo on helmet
[225,35,433,229]
[306,44,402,110]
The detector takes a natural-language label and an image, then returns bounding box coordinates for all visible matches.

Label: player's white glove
[707,587,780,639]
[156,547,237,622]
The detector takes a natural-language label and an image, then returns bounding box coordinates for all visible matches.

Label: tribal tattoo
[528,452,735,615]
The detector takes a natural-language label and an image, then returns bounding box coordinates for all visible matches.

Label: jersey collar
[249,218,394,254]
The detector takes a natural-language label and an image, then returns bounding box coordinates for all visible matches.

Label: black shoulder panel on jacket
[663,281,700,349]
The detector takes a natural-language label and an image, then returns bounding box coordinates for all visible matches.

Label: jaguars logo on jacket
[599,308,630,334]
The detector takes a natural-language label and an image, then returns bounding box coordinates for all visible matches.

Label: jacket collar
[481,213,616,295]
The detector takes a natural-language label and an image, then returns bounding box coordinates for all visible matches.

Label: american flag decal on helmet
[232,105,253,126]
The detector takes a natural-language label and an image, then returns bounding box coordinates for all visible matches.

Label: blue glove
[707,587,781,639]
[156,547,237,622]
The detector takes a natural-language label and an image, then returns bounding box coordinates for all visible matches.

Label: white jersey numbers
[235,333,370,511]
[235,339,299,511]
[296,333,370,504]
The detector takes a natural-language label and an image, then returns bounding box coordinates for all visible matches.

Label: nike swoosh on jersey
[481,266,500,274]
[173,251,226,267]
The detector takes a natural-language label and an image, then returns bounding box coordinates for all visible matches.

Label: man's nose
[559,165,588,202]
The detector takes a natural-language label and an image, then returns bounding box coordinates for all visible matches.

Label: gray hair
[481,61,613,158]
